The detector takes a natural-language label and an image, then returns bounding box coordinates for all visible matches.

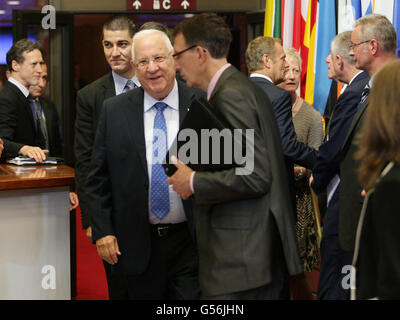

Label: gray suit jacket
[192,66,302,296]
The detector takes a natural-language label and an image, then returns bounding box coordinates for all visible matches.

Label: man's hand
[0,138,4,157]
[167,156,194,200]
[309,174,314,187]
[69,192,79,211]
[96,235,121,265]
[19,145,49,163]
[86,226,93,242]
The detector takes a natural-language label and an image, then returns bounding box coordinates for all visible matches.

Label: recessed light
[0,10,6,14]
[7,1,20,5]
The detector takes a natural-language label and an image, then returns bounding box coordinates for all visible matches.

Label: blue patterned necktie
[123,79,136,93]
[150,102,170,220]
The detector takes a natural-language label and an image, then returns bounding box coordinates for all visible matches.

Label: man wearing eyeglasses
[168,13,302,300]
[339,14,396,297]
[86,29,201,299]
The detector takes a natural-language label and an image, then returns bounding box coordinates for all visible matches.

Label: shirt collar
[250,73,273,84]
[144,79,179,113]
[207,63,231,100]
[8,77,30,97]
[112,71,141,95]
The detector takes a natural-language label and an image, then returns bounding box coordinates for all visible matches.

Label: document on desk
[6,156,64,166]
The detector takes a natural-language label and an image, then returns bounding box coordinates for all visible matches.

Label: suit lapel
[102,73,116,101]
[177,80,194,125]
[124,88,148,178]
[209,66,237,101]
[7,81,37,133]
[342,97,369,150]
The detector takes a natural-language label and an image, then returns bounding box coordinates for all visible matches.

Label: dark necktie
[150,102,170,220]
[359,83,370,107]
[28,98,48,150]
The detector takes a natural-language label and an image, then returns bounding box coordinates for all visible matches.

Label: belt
[150,222,187,238]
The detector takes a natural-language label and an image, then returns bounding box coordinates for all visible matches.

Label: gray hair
[131,29,173,61]
[355,14,397,55]
[285,48,302,72]
[246,36,276,74]
[331,31,355,64]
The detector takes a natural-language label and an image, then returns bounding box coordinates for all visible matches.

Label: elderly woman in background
[352,60,400,300]
[278,48,324,272]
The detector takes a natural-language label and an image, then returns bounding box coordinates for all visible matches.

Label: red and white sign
[127,0,196,11]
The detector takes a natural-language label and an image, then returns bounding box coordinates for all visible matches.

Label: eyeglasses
[172,45,197,59]
[349,40,371,50]
[136,53,171,69]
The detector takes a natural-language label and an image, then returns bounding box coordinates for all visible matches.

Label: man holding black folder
[169,13,302,299]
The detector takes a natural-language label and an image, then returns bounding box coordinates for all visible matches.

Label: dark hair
[6,39,42,72]
[173,13,232,59]
[103,15,137,38]
[139,21,173,43]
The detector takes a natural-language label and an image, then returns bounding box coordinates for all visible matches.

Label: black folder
[163,98,246,177]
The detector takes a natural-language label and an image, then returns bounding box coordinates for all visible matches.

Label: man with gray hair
[310,31,369,300]
[86,29,201,299]
[339,14,397,287]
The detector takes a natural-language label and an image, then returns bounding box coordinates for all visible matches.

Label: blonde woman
[278,48,323,272]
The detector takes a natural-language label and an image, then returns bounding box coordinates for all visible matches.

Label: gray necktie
[123,79,136,93]
[33,100,49,150]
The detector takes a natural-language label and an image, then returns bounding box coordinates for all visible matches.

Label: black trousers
[103,260,129,300]
[126,222,200,300]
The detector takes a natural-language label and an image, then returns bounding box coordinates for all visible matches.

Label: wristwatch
[298,168,304,178]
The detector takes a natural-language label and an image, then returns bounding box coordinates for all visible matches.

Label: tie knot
[153,102,168,113]
[123,79,136,92]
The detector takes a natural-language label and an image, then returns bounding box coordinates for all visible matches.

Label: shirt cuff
[190,171,196,194]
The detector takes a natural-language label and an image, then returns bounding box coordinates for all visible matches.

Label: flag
[304,0,318,105]
[394,0,400,57]
[264,0,275,37]
[314,0,337,114]
[282,0,295,49]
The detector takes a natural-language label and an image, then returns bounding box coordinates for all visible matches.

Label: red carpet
[73,207,109,300]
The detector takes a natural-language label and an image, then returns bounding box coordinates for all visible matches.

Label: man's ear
[335,55,344,71]
[369,39,379,56]
[262,54,271,68]
[11,60,19,73]
[196,46,208,63]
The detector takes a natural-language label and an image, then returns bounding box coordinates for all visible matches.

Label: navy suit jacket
[311,71,369,194]
[250,76,316,169]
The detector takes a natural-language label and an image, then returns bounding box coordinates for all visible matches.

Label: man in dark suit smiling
[86,29,201,300]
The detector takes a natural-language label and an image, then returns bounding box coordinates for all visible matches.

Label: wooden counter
[0,164,75,191]
[0,164,75,300]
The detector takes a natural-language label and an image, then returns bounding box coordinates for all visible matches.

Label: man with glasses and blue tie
[86,29,201,300]
[74,15,140,299]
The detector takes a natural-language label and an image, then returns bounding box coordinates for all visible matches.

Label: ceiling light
[7,1,20,5]
[0,10,6,14]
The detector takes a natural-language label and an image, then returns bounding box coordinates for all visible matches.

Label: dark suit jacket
[0,81,62,159]
[75,73,116,228]
[355,164,400,299]
[40,97,63,157]
[86,81,200,275]
[193,66,302,296]
[249,76,317,169]
[312,72,369,195]
[339,92,370,252]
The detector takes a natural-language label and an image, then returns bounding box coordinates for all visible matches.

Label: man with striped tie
[74,15,140,300]
[339,14,396,297]
[86,29,201,299]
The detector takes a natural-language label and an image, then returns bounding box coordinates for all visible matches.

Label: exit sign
[127,0,196,11]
